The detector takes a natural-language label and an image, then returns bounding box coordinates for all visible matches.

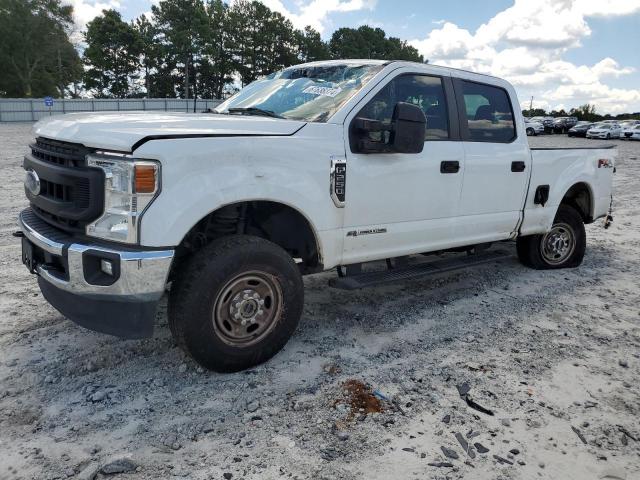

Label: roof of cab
[285,59,506,83]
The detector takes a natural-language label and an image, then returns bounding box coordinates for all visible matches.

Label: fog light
[100,259,114,276]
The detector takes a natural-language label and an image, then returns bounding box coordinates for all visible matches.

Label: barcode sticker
[303,86,342,97]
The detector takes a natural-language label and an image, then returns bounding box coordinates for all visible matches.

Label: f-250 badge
[330,157,346,207]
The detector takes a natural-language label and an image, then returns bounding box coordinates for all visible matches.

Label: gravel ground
[0,122,639,480]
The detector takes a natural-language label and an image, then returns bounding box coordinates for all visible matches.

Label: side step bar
[329,250,512,290]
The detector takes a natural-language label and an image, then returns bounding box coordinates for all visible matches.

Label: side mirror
[351,102,426,154]
[390,102,426,154]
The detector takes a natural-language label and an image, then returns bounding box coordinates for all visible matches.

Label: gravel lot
[1,122,639,480]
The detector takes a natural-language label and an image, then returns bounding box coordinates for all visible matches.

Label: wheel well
[561,183,593,223]
[175,201,322,274]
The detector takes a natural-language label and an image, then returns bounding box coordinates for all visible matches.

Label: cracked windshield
[215,63,384,122]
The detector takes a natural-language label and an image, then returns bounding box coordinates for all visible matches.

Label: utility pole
[529,96,533,114]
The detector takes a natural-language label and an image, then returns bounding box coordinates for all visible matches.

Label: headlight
[86,153,160,243]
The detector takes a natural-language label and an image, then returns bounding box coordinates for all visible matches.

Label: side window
[460,81,515,143]
[358,74,449,140]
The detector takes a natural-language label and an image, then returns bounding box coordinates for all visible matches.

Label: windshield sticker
[303,85,342,97]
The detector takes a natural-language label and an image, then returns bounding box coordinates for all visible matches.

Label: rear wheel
[169,235,304,372]
[526,127,535,136]
[516,205,586,269]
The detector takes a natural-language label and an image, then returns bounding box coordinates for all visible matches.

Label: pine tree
[0,0,82,97]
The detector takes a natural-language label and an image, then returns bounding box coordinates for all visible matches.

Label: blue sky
[68,0,640,113]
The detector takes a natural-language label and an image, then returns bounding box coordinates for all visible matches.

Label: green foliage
[523,103,639,121]
[522,107,547,118]
[152,0,208,99]
[199,0,234,98]
[0,0,82,97]
[6,0,637,118]
[83,10,142,98]
[570,104,598,121]
[78,0,425,100]
[297,26,331,62]
[134,14,160,97]
[329,26,423,62]
[228,0,299,86]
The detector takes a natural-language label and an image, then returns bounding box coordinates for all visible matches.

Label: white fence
[0,98,222,122]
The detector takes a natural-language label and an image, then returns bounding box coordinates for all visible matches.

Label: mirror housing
[390,102,426,154]
[351,102,426,154]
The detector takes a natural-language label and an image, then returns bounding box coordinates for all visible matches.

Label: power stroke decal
[346,228,388,237]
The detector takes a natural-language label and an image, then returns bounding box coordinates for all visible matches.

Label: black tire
[516,204,586,270]
[526,127,534,136]
[169,235,304,372]
[606,133,610,139]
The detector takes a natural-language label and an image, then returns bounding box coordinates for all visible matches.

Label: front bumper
[19,208,174,338]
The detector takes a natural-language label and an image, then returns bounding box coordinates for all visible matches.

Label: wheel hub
[230,289,265,325]
[540,223,575,265]
[213,272,283,346]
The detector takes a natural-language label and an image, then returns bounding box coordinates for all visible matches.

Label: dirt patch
[338,379,383,419]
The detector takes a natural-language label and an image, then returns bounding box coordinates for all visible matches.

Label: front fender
[132,129,346,265]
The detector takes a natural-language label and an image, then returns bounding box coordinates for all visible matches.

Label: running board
[329,250,512,290]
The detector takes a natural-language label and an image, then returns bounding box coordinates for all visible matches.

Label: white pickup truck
[18,60,615,372]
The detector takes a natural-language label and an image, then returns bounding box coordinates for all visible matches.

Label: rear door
[453,78,531,244]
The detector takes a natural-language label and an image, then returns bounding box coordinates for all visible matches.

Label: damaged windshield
[214,63,385,123]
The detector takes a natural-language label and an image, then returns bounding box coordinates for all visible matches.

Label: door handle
[511,161,526,172]
[440,161,460,174]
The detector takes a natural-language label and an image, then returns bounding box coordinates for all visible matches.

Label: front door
[342,70,466,264]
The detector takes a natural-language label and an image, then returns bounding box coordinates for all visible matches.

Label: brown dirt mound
[340,379,383,418]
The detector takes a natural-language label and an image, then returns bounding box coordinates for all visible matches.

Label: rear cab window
[458,80,516,143]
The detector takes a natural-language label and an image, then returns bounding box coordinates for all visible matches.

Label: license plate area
[22,237,37,274]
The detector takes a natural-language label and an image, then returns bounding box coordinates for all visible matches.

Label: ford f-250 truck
[17,60,615,372]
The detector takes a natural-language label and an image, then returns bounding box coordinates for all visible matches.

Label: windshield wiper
[227,107,283,119]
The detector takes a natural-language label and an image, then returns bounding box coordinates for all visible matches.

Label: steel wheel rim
[213,271,283,347]
[540,223,575,265]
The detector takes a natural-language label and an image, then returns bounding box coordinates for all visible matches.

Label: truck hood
[33,112,306,152]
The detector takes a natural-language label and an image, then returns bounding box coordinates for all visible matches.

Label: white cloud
[409,0,640,113]
[65,0,121,29]
[260,0,376,34]
[576,0,640,17]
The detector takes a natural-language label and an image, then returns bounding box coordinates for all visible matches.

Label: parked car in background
[525,119,544,136]
[530,116,555,133]
[621,124,640,140]
[568,121,594,137]
[553,116,578,133]
[618,120,640,131]
[586,123,621,139]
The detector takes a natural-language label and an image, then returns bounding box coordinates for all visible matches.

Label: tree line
[0,0,423,99]
[523,104,640,121]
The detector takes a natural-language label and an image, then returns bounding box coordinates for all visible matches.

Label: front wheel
[526,127,534,136]
[516,205,586,269]
[169,235,304,372]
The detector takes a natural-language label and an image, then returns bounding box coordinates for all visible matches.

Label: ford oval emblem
[25,169,41,196]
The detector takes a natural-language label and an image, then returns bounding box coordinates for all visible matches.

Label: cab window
[358,74,449,140]
[460,81,516,143]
